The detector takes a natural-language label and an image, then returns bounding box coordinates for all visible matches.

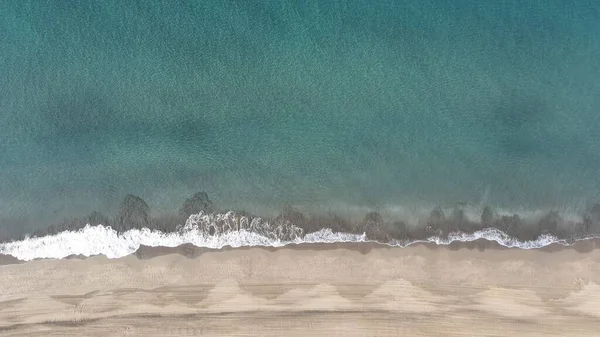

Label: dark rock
[494,214,521,237]
[231,210,254,219]
[495,214,537,241]
[364,212,383,225]
[450,205,475,232]
[308,213,352,234]
[114,194,151,232]
[481,206,494,227]
[179,192,214,219]
[426,206,448,235]
[361,211,383,237]
[537,211,561,235]
[276,206,307,224]
[430,206,445,221]
[84,211,110,226]
[387,221,409,240]
[273,207,321,239]
[274,206,305,226]
[583,204,600,234]
[561,220,587,240]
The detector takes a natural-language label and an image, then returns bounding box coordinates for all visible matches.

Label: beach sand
[1,240,600,336]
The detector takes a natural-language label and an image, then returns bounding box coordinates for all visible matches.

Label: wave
[1,211,596,262]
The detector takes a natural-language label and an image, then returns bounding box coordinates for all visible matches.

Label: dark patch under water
[4,192,599,245]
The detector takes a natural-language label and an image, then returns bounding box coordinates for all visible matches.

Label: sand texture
[1,241,600,336]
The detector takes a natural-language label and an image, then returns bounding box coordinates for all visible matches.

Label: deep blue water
[1,1,600,236]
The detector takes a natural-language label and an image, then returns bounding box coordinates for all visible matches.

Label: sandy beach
[1,240,600,336]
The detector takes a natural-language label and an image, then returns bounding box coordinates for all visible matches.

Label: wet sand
[1,240,600,336]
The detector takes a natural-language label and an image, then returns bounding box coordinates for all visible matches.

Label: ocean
[1,1,600,259]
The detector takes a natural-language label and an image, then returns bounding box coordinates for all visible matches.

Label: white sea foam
[402,228,567,249]
[0,212,366,261]
[0,211,587,261]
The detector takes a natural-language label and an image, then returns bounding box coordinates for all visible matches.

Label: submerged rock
[429,206,445,222]
[387,221,409,240]
[84,211,110,226]
[179,192,214,219]
[493,214,521,237]
[277,206,307,223]
[583,204,600,234]
[449,205,476,232]
[274,206,310,231]
[361,211,392,242]
[426,206,448,235]
[308,213,352,234]
[364,211,383,225]
[481,206,494,227]
[114,194,151,232]
[537,211,561,235]
[450,207,466,223]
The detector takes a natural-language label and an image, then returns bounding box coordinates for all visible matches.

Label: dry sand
[1,240,600,336]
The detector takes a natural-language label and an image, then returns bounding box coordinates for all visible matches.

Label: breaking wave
[0,211,588,261]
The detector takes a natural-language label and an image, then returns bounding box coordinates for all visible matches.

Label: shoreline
[3,236,600,266]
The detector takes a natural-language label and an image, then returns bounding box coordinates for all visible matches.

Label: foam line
[0,211,585,261]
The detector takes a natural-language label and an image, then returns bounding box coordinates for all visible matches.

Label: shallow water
[1,1,600,240]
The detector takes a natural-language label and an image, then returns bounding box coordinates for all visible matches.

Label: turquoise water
[1,1,600,235]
